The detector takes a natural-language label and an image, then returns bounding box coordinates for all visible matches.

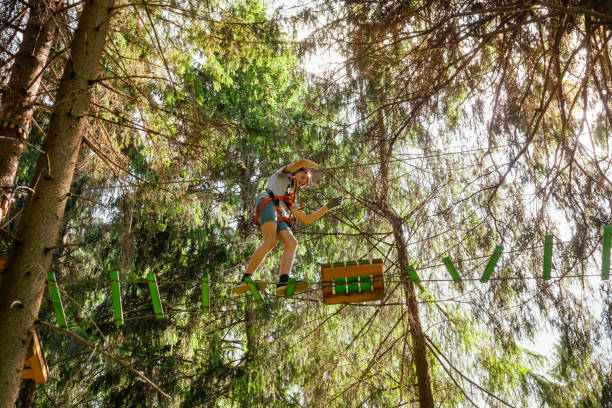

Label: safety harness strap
[254,193,295,227]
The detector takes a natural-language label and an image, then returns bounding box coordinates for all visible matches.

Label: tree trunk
[0,0,115,405]
[392,221,435,408]
[15,379,35,408]
[0,0,61,222]
[376,108,435,408]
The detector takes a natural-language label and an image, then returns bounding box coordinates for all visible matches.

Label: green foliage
[3,0,610,407]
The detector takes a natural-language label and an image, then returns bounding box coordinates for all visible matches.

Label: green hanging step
[285,278,296,298]
[543,235,553,281]
[442,256,461,283]
[406,265,421,284]
[109,270,123,326]
[201,275,210,313]
[243,275,264,304]
[481,246,503,283]
[146,272,164,319]
[47,271,67,328]
[602,225,611,280]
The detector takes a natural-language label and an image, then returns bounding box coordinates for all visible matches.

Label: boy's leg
[276,229,308,295]
[277,229,297,277]
[234,221,277,295]
[244,221,277,276]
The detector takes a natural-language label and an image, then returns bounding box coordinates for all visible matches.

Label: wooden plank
[146,272,164,319]
[321,259,382,270]
[109,270,123,326]
[0,256,6,284]
[322,264,383,298]
[47,271,67,328]
[543,235,553,281]
[481,246,503,283]
[322,263,383,280]
[321,261,384,304]
[322,286,384,305]
[602,225,611,280]
[442,257,461,283]
[21,329,49,383]
[201,275,210,313]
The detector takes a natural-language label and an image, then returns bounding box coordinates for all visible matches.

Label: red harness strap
[254,193,295,227]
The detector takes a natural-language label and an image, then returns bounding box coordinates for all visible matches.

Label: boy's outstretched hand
[326,196,343,209]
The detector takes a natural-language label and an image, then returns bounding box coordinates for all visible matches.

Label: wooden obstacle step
[21,329,49,384]
[321,259,384,305]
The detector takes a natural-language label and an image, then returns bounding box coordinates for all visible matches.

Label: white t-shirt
[266,166,291,196]
[263,166,293,218]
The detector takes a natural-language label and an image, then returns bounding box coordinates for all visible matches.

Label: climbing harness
[254,188,296,227]
[253,171,309,227]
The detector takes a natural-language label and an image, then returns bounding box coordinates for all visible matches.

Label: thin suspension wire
[72,135,564,192]
[43,270,608,331]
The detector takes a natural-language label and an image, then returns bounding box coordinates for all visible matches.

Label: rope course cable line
[42,230,609,326]
[64,134,574,192]
[37,224,610,347]
[43,206,609,311]
[46,272,606,331]
[53,271,610,289]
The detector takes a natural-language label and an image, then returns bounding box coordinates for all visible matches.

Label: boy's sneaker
[233,274,267,295]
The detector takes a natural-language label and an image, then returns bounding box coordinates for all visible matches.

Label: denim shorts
[255,196,290,232]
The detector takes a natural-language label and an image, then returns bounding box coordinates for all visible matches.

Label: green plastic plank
[442,256,462,283]
[602,225,611,280]
[285,278,296,298]
[406,265,421,284]
[47,271,67,328]
[481,246,503,283]
[543,235,553,281]
[243,275,264,304]
[109,270,123,326]
[201,276,210,313]
[146,272,164,319]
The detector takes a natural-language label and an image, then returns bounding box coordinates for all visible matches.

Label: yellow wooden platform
[21,329,49,384]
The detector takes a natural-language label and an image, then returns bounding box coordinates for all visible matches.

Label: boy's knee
[262,240,276,252]
[286,238,298,252]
